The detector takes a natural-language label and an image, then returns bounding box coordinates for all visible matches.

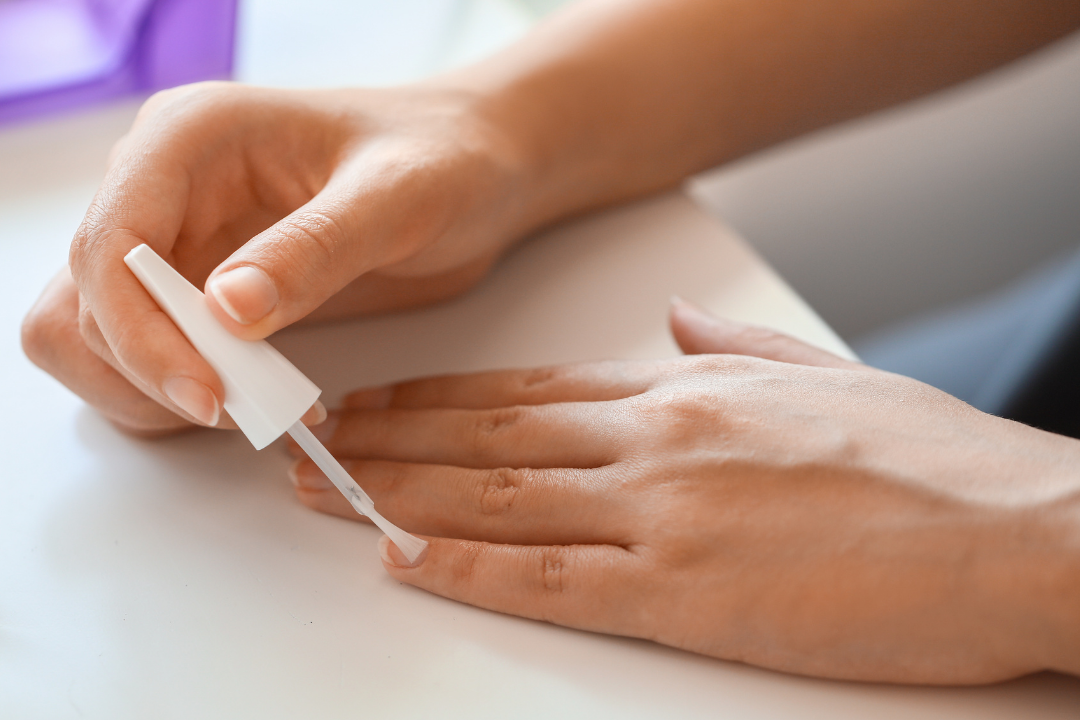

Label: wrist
[428,28,678,238]
[419,71,585,239]
[1021,494,1080,675]
[983,440,1080,677]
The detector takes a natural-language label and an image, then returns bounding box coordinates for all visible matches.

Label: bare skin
[286,301,1080,684]
[22,0,1080,432]
[19,0,1080,682]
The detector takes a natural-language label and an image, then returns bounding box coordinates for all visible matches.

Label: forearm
[438,0,1080,228]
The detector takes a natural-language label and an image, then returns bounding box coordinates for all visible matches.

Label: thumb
[669,297,863,370]
[204,186,395,338]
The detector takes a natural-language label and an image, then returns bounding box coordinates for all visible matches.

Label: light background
[237,0,1080,341]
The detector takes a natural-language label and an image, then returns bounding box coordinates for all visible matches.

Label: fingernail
[345,385,394,409]
[378,534,427,568]
[163,376,220,426]
[308,412,339,444]
[288,458,333,490]
[670,294,686,307]
[303,400,328,426]
[208,266,279,325]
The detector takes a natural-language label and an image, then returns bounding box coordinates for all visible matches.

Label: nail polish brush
[124,244,428,563]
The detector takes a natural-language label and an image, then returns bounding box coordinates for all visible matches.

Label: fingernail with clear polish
[208,265,279,325]
[288,458,333,490]
[303,400,328,426]
[378,534,427,568]
[163,376,220,426]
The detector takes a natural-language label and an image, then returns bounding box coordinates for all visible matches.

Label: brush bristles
[366,506,429,563]
[287,422,427,563]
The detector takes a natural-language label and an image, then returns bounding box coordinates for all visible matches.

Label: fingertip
[302,400,328,426]
[378,534,429,569]
[307,411,339,444]
[289,458,333,491]
[669,295,729,327]
[162,376,221,426]
[669,297,735,355]
[670,299,859,369]
[377,534,396,565]
[206,265,279,326]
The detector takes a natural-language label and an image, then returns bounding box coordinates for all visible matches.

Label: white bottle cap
[124,244,321,450]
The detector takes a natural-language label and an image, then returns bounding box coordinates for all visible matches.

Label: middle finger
[291,460,633,546]
[318,401,626,469]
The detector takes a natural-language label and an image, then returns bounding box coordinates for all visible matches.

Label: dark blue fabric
[855,246,1080,438]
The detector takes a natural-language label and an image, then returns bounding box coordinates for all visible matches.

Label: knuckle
[481,406,523,434]
[141,86,184,112]
[634,389,719,444]
[270,210,350,284]
[519,366,560,390]
[182,80,234,97]
[449,541,485,585]
[368,461,411,497]
[537,547,569,594]
[467,406,524,456]
[675,353,727,375]
[69,222,143,284]
[67,222,101,281]
[475,467,524,516]
[140,81,232,118]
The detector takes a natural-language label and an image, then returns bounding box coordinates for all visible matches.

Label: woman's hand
[288,300,1080,684]
[22,0,1080,437]
[22,81,531,435]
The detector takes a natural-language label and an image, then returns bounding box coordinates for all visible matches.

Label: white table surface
[2,3,1078,718]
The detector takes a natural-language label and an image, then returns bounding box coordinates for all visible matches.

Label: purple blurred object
[0,0,237,125]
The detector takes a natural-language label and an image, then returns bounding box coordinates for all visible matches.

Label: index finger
[68,128,225,426]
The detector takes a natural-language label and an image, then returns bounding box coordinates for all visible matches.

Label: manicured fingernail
[288,459,333,490]
[378,534,427,568]
[303,400,328,426]
[308,412,339,444]
[345,385,394,409]
[163,376,220,426]
[208,266,279,325]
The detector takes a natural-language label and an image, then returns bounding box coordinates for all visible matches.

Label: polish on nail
[378,534,427,568]
[163,376,221,426]
[288,458,334,490]
[208,265,279,325]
